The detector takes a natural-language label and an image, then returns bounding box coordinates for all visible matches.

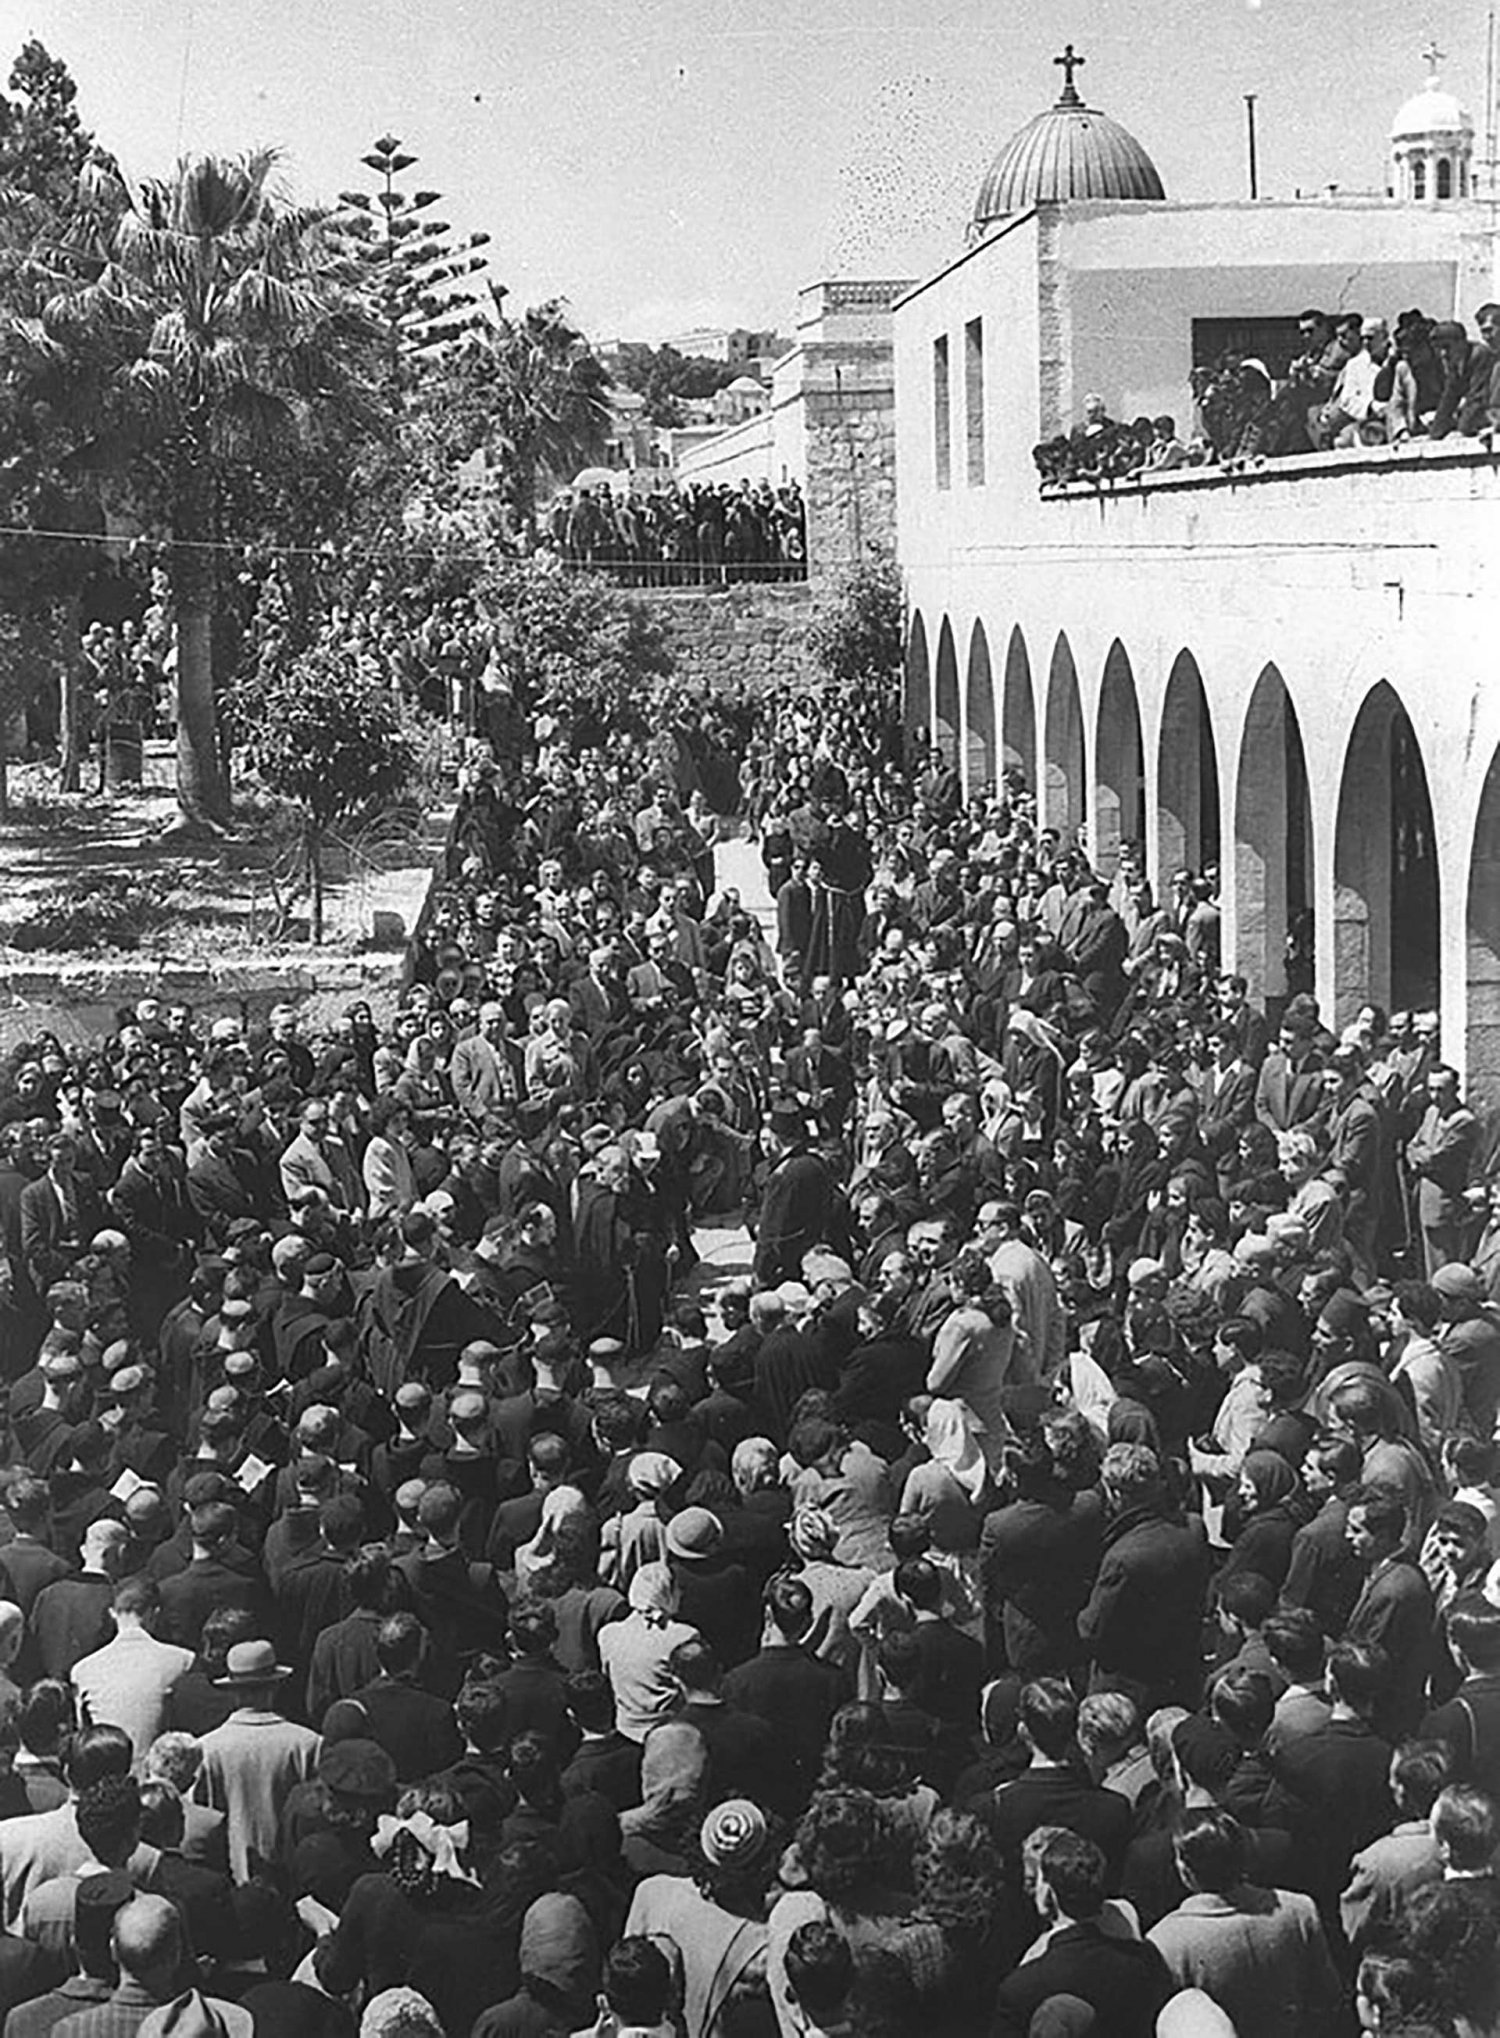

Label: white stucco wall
[893,196,1500,1101]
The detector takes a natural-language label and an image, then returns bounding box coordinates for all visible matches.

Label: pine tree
[335,134,493,386]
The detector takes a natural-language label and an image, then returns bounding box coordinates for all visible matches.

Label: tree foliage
[479,559,673,726]
[334,133,492,381]
[233,637,415,940]
[25,146,384,823]
[613,342,737,426]
[806,557,905,695]
[0,41,114,788]
[434,299,609,531]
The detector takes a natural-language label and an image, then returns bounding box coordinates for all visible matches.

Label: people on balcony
[1034,303,1500,488]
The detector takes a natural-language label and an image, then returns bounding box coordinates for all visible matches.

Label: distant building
[663,325,789,365]
[669,280,910,581]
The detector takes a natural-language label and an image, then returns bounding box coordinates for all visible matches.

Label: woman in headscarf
[625,1798,778,2037]
[471,1890,600,2038]
[927,1252,1025,1470]
[313,1782,510,2036]
[513,1484,592,1593]
[1099,1120,1168,1274]
[598,1452,680,1591]
[899,1399,994,1567]
[1219,1449,1303,1592]
[619,1721,710,1879]
[597,1562,699,1744]
[785,1507,873,1674]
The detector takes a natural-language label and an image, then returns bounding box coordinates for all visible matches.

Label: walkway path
[682,822,774,1304]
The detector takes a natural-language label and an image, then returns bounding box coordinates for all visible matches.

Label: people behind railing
[1036,301,1500,488]
[544,478,808,584]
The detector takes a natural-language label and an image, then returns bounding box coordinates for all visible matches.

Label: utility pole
[1245,93,1260,199]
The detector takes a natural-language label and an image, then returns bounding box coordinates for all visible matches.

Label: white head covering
[627,1561,680,1622]
[924,1399,988,1501]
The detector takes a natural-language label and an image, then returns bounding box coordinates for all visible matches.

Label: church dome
[973,49,1165,234]
[1392,72,1473,141]
[1390,51,1475,205]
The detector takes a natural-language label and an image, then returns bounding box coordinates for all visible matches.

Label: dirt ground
[0,746,445,972]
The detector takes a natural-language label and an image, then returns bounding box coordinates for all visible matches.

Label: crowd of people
[1035,301,1500,486]
[0,677,1497,2037]
[543,481,808,586]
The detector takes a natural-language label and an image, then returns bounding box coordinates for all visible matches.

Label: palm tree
[448,296,609,537]
[28,150,376,825]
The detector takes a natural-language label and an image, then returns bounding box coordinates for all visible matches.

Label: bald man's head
[112,1892,181,1982]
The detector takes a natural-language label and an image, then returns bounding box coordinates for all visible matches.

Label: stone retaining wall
[0,956,402,1052]
[646,585,816,697]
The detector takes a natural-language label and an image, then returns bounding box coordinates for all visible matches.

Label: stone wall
[646,585,816,697]
[0,955,403,1054]
[797,279,909,580]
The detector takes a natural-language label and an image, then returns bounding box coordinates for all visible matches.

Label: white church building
[894,47,1500,1107]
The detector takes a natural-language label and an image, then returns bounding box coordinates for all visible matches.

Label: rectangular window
[965,318,985,485]
[1192,315,1303,382]
[933,335,951,491]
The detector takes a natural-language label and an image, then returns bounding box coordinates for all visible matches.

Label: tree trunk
[308,827,324,945]
[58,594,82,794]
[170,455,230,827]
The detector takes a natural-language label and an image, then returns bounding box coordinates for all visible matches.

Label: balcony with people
[1035,301,1500,493]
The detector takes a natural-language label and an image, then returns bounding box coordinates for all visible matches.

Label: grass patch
[4,872,192,952]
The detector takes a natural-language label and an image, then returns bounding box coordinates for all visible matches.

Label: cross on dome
[1421,37,1446,77]
[1054,44,1086,106]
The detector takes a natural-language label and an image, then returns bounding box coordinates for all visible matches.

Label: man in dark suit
[185,1117,260,1246]
[1217,973,1271,1068]
[1067,878,1128,1024]
[19,1135,98,1296]
[1254,1018,1327,1137]
[752,1106,834,1288]
[984,1679,1133,1895]
[561,1670,642,1811]
[1267,1639,1395,1918]
[108,1128,193,1343]
[776,858,813,981]
[981,1431,1106,1682]
[0,1477,70,1618]
[1198,1022,1258,1172]
[668,1637,776,1800]
[158,1500,269,1652]
[1422,1592,1500,1798]
[352,1611,464,1782]
[1078,1443,1212,1712]
[894,1557,983,1729]
[722,1575,847,1818]
[1343,1485,1435,1738]
[992,1831,1173,2038]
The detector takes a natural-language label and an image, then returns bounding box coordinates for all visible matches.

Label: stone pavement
[680,823,774,1315]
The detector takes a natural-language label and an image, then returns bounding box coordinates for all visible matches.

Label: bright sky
[6,0,1496,339]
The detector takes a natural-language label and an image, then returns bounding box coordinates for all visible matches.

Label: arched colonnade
[902,609,1495,1100]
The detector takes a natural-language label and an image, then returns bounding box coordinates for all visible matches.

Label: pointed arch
[1002,625,1037,792]
[1043,633,1085,842]
[1158,651,1221,883]
[965,621,996,797]
[1467,745,1500,1108]
[904,612,929,740]
[1094,640,1144,876]
[1334,681,1438,1025]
[934,617,959,768]
[1234,664,1312,1004]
